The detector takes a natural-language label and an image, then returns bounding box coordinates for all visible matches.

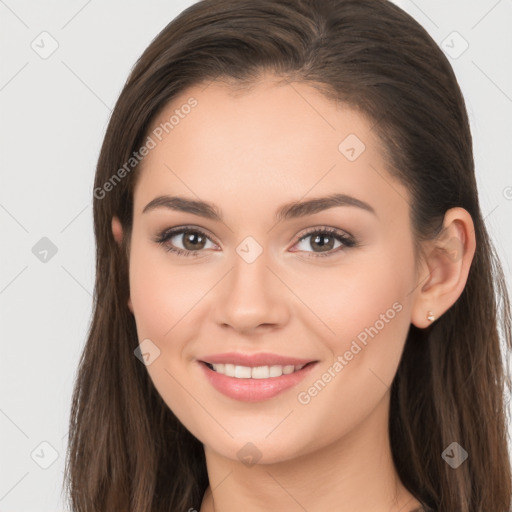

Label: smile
[205,362,308,379]
[198,354,318,402]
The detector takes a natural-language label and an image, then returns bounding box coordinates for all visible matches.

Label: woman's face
[122,75,424,464]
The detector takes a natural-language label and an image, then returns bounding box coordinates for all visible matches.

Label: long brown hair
[63,0,512,510]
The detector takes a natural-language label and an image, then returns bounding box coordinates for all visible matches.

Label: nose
[213,250,290,335]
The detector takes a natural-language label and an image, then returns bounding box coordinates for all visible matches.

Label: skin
[112,73,476,512]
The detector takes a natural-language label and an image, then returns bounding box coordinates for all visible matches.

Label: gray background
[1,1,511,510]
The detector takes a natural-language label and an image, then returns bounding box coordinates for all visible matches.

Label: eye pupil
[183,232,206,250]
[311,234,334,252]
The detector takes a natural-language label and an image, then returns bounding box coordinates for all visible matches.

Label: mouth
[197,353,318,402]
[202,361,313,379]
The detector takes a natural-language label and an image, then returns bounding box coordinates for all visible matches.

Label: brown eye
[181,231,208,250]
[155,227,217,256]
[292,227,356,258]
[309,233,336,252]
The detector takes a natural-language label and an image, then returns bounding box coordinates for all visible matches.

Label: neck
[199,393,423,512]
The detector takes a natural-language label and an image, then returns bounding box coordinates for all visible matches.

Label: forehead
[133,76,409,222]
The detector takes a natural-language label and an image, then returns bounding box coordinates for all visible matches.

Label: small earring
[427,311,435,322]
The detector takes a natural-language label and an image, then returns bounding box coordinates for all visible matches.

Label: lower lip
[199,361,317,402]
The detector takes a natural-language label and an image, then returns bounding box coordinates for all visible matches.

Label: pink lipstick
[198,352,317,402]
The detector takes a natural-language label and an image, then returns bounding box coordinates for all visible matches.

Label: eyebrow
[142,193,377,221]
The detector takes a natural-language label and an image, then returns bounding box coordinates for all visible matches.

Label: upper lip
[199,352,316,367]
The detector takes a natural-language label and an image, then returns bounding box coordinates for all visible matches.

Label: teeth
[210,363,306,378]
[251,366,270,379]
[235,365,251,378]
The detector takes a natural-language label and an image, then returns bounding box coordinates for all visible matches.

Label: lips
[206,362,307,379]
[198,352,318,402]
[199,351,314,367]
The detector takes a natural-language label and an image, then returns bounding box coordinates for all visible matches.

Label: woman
[64,0,512,511]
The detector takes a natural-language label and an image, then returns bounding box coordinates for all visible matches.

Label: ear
[111,216,134,314]
[411,207,476,328]
[111,215,124,245]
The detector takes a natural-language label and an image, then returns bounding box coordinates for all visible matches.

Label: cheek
[129,262,172,340]
[292,257,412,346]
[128,243,208,434]
[290,263,413,450]
[128,240,200,342]
[359,275,415,379]
[299,245,415,386]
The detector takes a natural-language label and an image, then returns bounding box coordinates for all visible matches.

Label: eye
[290,227,356,258]
[155,225,357,258]
[154,226,218,257]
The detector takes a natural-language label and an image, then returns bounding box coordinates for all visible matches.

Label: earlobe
[111,216,124,245]
[410,207,476,329]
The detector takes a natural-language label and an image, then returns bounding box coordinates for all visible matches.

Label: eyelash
[154,225,357,259]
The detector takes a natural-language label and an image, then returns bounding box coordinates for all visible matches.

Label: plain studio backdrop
[0,1,511,510]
